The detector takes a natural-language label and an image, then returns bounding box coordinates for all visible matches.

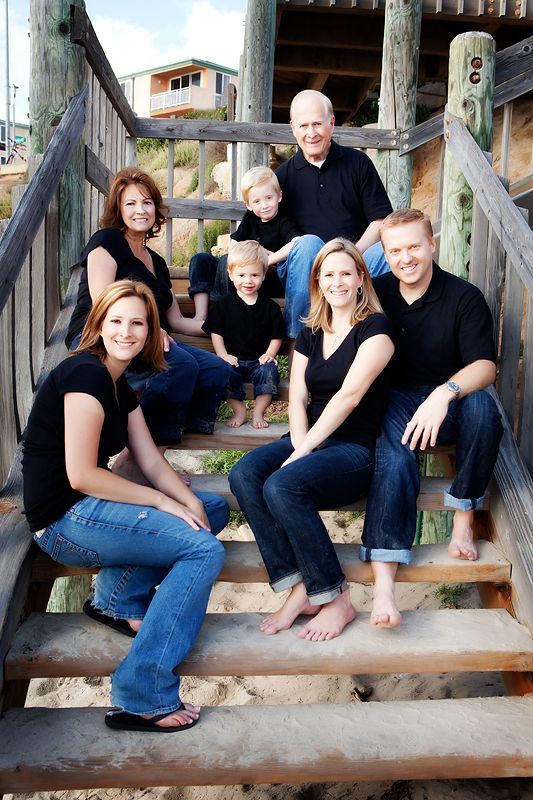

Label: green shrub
[187,169,199,194]
[434,584,466,609]
[0,194,12,219]
[200,449,245,475]
[189,219,230,257]
[277,355,289,380]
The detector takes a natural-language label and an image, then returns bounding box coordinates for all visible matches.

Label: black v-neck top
[22,353,138,532]
[66,228,173,347]
[295,313,394,449]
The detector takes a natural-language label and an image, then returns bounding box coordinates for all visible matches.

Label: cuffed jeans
[229,436,374,604]
[228,360,280,401]
[188,235,324,338]
[34,492,229,715]
[360,387,503,565]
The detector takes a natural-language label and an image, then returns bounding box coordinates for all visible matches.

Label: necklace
[326,325,351,352]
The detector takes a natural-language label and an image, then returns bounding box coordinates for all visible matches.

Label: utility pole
[4,0,10,159]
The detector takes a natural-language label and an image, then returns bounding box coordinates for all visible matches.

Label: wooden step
[30,540,508,585]
[184,472,488,512]
[177,421,459,454]
[7,608,533,681]
[172,332,292,356]
[1,696,531,792]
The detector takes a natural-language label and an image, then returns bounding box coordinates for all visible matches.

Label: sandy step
[177,421,459,454]
[1,697,532,792]
[30,540,508,585]
[7,608,532,680]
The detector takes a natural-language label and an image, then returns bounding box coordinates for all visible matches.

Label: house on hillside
[118,59,239,119]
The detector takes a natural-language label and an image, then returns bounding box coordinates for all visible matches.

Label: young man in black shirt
[360,209,503,628]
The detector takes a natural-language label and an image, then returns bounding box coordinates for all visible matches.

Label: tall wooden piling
[238,0,276,179]
[377,0,422,209]
[29,0,91,612]
[29,0,86,296]
[422,32,496,545]
[440,32,496,279]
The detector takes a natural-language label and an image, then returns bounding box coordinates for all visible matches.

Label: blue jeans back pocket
[35,528,101,569]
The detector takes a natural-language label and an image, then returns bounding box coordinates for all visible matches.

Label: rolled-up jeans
[360,387,503,564]
[228,360,280,401]
[229,436,374,604]
[34,491,228,715]
[188,235,325,338]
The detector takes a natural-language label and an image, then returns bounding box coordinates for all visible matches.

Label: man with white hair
[274,90,393,336]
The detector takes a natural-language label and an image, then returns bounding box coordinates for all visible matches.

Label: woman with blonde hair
[230,238,395,641]
[24,280,228,732]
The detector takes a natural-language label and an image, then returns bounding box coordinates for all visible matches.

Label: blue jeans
[228,360,280,401]
[34,492,229,715]
[362,242,391,277]
[229,436,374,603]
[360,388,503,564]
[188,235,324,338]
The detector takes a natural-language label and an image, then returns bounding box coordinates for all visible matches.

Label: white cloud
[178,2,245,69]
[90,16,178,78]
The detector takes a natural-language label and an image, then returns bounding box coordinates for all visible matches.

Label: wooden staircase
[1,422,533,794]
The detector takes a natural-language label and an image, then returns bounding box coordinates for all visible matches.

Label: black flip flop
[104,703,199,732]
[82,600,137,638]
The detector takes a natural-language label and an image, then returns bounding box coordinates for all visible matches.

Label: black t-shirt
[22,352,138,532]
[66,228,174,347]
[231,210,300,252]
[373,263,497,388]
[275,140,393,243]
[202,293,286,360]
[295,313,394,449]
[230,211,300,298]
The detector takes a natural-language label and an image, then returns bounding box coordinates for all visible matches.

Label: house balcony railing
[150,87,191,112]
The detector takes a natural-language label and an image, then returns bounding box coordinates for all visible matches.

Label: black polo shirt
[373,263,496,389]
[231,210,300,252]
[275,140,393,243]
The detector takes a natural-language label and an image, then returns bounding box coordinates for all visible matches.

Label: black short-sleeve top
[231,210,300,252]
[373,263,497,388]
[65,228,174,347]
[202,293,285,360]
[275,141,393,243]
[22,352,138,532]
[295,313,394,449]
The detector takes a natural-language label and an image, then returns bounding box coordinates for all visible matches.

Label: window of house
[171,71,201,91]
[120,80,132,105]
[215,72,231,107]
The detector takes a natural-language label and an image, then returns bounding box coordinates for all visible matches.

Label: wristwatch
[445,380,461,399]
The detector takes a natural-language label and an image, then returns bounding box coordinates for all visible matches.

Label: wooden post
[29,0,91,611]
[238,0,276,181]
[440,32,496,280]
[422,32,496,545]
[29,0,86,297]
[376,0,422,209]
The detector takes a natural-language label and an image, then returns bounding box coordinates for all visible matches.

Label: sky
[1,0,247,125]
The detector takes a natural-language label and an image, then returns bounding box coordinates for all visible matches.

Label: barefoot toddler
[202,241,285,428]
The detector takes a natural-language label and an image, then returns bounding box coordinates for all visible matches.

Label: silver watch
[445,380,461,398]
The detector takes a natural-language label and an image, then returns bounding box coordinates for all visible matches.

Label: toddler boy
[202,241,285,429]
[189,166,300,322]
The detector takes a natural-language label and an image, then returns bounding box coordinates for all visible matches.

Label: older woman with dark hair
[229,238,395,642]
[24,280,228,731]
[66,167,230,480]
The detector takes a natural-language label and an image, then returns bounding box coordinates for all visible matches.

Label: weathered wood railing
[444,108,533,634]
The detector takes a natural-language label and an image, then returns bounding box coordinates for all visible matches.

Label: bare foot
[449,509,477,561]
[226,411,247,428]
[260,582,319,635]
[112,450,150,486]
[142,702,200,728]
[127,619,143,633]
[370,591,402,628]
[179,471,192,487]
[298,590,356,641]
[252,416,269,429]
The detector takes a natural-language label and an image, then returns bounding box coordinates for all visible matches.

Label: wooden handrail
[0,85,88,318]
[70,5,137,136]
[444,110,533,293]
[134,117,401,149]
